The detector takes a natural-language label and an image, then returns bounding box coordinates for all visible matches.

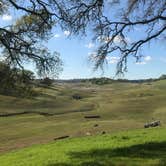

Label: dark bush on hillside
[139,93,154,97]
[40,77,54,86]
[159,74,166,80]
[72,94,82,100]
[88,77,114,85]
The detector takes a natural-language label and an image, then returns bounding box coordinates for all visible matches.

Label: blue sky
[0,12,166,80]
[47,26,166,80]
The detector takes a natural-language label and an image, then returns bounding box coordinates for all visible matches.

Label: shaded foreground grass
[0,127,166,166]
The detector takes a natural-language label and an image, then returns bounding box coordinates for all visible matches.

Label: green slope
[0,127,166,166]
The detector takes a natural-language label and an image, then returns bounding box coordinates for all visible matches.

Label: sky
[47,28,166,80]
[0,10,166,80]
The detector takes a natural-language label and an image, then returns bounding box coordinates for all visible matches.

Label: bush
[40,77,53,86]
[159,74,166,80]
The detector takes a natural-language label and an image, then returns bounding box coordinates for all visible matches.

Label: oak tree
[0,0,165,75]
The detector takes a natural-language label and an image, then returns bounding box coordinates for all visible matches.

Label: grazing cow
[144,123,150,128]
[144,121,161,128]
[150,121,160,127]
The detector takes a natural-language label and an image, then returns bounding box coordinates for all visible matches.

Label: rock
[86,132,91,136]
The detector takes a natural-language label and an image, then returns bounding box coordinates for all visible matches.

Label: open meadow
[0,79,166,165]
[1,1,166,165]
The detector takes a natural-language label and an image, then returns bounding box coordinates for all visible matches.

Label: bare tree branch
[0,0,166,76]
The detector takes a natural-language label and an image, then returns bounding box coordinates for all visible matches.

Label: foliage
[88,77,114,85]
[0,61,35,97]
[159,74,166,80]
[0,0,165,74]
[0,0,63,77]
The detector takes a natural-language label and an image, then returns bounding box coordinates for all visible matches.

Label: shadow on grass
[47,162,112,166]
[48,164,71,166]
[47,141,166,166]
[70,141,166,159]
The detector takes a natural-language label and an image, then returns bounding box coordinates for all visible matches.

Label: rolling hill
[0,79,166,165]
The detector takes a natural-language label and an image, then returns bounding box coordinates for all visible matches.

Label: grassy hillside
[0,127,166,166]
[0,80,166,154]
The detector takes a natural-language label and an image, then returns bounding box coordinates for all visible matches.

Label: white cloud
[106,56,120,64]
[54,34,60,38]
[64,30,70,36]
[0,55,6,61]
[97,36,112,43]
[1,14,12,21]
[136,61,147,65]
[136,56,152,65]
[113,36,122,44]
[144,55,152,61]
[98,35,131,44]
[114,36,131,44]
[85,42,95,49]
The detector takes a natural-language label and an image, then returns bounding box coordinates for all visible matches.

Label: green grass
[0,79,166,159]
[0,127,166,166]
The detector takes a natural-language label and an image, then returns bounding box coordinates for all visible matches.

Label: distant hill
[53,74,166,85]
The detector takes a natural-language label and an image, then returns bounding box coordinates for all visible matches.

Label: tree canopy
[0,61,35,96]
[0,0,166,75]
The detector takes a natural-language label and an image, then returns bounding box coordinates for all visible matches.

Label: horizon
[49,75,165,81]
